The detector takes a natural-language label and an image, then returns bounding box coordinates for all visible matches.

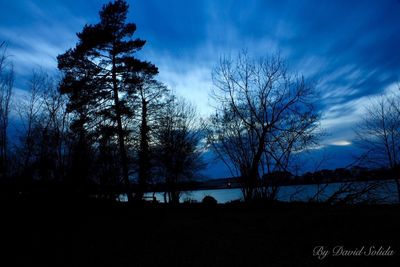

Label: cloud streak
[1,0,400,169]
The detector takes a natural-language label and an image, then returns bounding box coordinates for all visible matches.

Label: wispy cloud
[2,0,400,169]
[158,63,214,117]
[331,140,352,146]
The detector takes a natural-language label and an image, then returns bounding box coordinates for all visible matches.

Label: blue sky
[1,0,400,175]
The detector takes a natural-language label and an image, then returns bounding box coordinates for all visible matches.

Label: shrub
[201,195,217,205]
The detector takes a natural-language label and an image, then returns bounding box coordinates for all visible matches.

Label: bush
[201,195,217,205]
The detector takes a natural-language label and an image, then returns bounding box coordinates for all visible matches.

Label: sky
[1,0,400,176]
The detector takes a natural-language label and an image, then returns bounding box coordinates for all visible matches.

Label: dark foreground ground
[2,200,400,266]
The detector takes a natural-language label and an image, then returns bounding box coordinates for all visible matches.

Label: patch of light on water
[117,181,399,204]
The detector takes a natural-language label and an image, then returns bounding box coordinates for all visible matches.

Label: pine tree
[57,0,157,202]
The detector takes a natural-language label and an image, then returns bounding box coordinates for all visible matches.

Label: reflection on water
[137,189,242,203]
[276,180,398,203]
[118,180,399,204]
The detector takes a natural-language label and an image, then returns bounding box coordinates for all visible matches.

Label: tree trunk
[136,98,150,201]
[112,55,133,203]
[395,178,400,204]
[0,125,6,178]
[244,130,267,201]
[170,176,180,204]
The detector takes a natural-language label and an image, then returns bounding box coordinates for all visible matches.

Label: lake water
[119,180,399,204]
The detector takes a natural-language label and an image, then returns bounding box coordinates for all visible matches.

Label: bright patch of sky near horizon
[1,0,400,172]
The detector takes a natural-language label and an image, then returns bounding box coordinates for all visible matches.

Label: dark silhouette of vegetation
[201,195,217,205]
[14,70,70,188]
[0,42,13,181]
[134,73,169,201]
[355,90,400,202]
[0,1,208,203]
[206,52,319,202]
[57,0,158,202]
[154,97,205,204]
[5,201,400,266]
[0,1,397,209]
[1,2,400,266]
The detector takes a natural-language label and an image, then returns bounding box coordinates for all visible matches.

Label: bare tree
[37,73,70,182]
[206,52,319,201]
[154,96,205,204]
[15,70,44,182]
[0,42,13,179]
[324,181,385,204]
[355,90,400,202]
[15,70,71,188]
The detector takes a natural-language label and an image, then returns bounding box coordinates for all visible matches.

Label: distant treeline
[196,167,399,190]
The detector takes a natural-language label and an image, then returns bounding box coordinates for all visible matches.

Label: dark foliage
[57,0,158,202]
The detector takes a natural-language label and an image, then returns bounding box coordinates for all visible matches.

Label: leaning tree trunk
[244,129,267,202]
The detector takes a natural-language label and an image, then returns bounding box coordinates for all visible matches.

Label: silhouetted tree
[206,52,319,201]
[16,70,47,183]
[36,74,70,183]
[131,74,169,201]
[355,90,400,202]
[15,70,71,192]
[0,42,13,180]
[57,0,158,202]
[66,122,94,194]
[154,97,205,204]
[95,131,120,199]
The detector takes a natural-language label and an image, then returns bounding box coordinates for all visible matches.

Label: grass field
[3,200,400,266]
